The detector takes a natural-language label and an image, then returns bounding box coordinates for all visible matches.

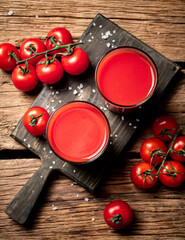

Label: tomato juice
[47,101,110,164]
[95,47,157,113]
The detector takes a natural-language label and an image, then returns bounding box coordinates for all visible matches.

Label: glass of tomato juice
[46,101,110,164]
[95,47,158,113]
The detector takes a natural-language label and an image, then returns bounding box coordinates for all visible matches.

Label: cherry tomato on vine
[61,47,89,75]
[36,56,64,84]
[152,115,179,142]
[103,200,133,229]
[20,38,47,65]
[23,106,50,136]
[159,161,185,187]
[12,63,38,92]
[0,43,20,71]
[140,137,167,165]
[46,27,73,56]
[130,162,157,189]
[169,136,185,162]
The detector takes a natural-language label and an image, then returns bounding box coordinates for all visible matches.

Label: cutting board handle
[5,164,53,224]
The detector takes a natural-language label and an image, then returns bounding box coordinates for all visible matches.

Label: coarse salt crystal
[80,96,83,99]
[113,30,116,34]
[129,122,132,126]
[103,107,107,111]
[46,105,50,109]
[49,150,53,154]
[112,39,116,43]
[91,217,95,222]
[89,32,92,35]
[110,134,113,137]
[68,86,72,90]
[49,166,53,169]
[52,204,58,210]
[92,89,96,93]
[73,169,76,173]
[43,147,46,151]
[55,91,59,94]
[106,43,111,48]
[77,194,79,197]
[80,89,83,94]
[28,144,31,148]
[133,126,137,129]
[58,100,62,103]
[45,11,48,14]
[91,36,94,39]
[8,10,14,16]
[93,22,96,26]
[88,39,92,42]
[136,118,140,122]
[51,99,54,102]
[40,175,43,179]
[52,92,55,95]
[35,14,39,18]
[121,116,124,121]
[73,89,78,95]
[99,25,103,28]
[84,197,89,202]
[52,161,56,165]
[115,134,118,138]
[23,138,26,142]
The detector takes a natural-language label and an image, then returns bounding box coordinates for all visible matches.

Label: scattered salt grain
[49,166,53,169]
[91,36,94,39]
[40,175,43,179]
[46,105,49,109]
[106,43,111,48]
[113,30,116,34]
[110,134,113,137]
[100,106,103,110]
[78,83,83,89]
[52,204,58,211]
[133,126,137,129]
[43,147,46,151]
[115,134,118,138]
[55,91,59,95]
[8,10,14,16]
[45,11,48,14]
[52,161,56,165]
[121,116,124,121]
[52,108,56,111]
[58,100,62,103]
[80,89,83,94]
[99,25,103,28]
[112,39,116,43]
[77,194,79,198]
[89,32,92,35]
[101,31,112,40]
[71,182,77,186]
[91,217,95,222]
[68,86,72,90]
[103,107,107,111]
[28,144,31,148]
[129,122,132,126]
[88,39,92,42]
[23,138,27,142]
[80,96,83,99]
[84,197,89,202]
[92,89,96,93]
[110,142,112,145]
[73,89,78,95]
[139,106,142,109]
[35,14,39,18]
[52,92,55,95]
[73,169,76,173]
[157,32,160,35]
[51,99,54,102]
[136,118,140,122]
[93,22,96,26]
[49,150,53,154]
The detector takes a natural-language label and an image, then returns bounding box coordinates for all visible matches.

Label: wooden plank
[1,158,185,239]
[0,0,184,61]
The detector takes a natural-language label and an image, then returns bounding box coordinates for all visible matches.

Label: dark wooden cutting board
[6,13,180,224]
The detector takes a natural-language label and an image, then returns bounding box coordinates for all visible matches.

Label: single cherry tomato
[36,56,64,84]
[20,38,47,65]
[12,63,38,92]
[46,27,73,56]
[130,162,157,189]
[61,47,89,75]
[169,136,185,162]
[140,137,167,165]
[103,200,133,229]
[159,161,185,187]
[23,106,50,136]
[152,115,179,142]
[0,43,20,71]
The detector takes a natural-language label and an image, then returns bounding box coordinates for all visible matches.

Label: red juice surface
[96,48,157,107]
[47,102,109,163]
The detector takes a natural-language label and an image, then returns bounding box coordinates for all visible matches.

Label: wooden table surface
[0,0,185,239]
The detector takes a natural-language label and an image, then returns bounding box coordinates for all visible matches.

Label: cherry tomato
[152,115,179,142]
[130,162,157,189]
[159,161,185,187]
[169,136,185,162]
[36,56,64,84]
[20,38,47,65]
[103,200,133,229]
[12,63,38,92]
[0,43,20,71]
[46,27,73,56]
[23,106,50,136]
[61,47,89,75]
[140,137,167,165]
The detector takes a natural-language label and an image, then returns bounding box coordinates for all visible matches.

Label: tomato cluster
[0,27,89,92]
[130,115,185,189]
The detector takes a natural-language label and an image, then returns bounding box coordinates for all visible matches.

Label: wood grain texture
[0,0,185,239]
